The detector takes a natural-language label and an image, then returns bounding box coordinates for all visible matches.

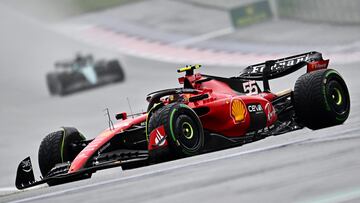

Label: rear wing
[237,51,325,80]
[235,51,329,91]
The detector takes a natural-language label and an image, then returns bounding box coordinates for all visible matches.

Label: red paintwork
[182,75,277,136]
[69,114,147,173]
[69,71,278,173]
[307,59,329,72]
[186,89,277,136]
[199,80,237,96]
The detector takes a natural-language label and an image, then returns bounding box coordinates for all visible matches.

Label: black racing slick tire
[147,103,204,158]
[46,73,64,96]
[38,127,85,177]
[107,60,125,82]
[293,69,350,130]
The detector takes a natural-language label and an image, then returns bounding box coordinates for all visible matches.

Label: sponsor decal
[247,103,267,131]
[258,93,268,98]
[245,125,275,136]
[21,159,32,173]
[248,54,310,74]
[98,142,111,154]
[148,125,167,150]
[247,104,263,113]
[307,59,329,72]
[265,102,276,121]
[155,129,166,146]
[231,99,247,123]
[230,1,272,28]
[94,142,111,162]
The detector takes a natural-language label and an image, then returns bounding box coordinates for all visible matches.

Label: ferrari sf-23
[16,51,350,189]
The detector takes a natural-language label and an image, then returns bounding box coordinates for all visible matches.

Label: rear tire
[38,127,85,178]
[293,69,350,130]
[107,60,125,82]
[46,73,63,95]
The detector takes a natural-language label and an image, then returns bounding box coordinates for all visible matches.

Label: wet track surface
[1,4,360,203]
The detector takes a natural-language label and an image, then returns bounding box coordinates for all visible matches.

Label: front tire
[147,103,204,158]
[38,127,85,178]
[293,69,350,130]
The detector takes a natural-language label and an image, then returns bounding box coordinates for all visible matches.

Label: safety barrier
[277,0,360,24]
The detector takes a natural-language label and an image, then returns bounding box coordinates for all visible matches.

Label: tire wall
[276,0,360,24]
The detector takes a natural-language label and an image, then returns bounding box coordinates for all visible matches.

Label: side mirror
[115,112,127,120]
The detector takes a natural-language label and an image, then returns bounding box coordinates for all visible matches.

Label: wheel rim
[332,88,342,106]
[182,122,194,139]
[174,115,199,150]
[326,80,348,115]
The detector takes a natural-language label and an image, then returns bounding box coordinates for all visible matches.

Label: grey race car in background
[46,54,125,96]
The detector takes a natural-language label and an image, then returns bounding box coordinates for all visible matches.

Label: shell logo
[231,99,246,123]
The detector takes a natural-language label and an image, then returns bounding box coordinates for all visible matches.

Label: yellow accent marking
[177,64,201,72]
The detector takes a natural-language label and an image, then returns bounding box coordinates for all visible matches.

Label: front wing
[15,154,148,190]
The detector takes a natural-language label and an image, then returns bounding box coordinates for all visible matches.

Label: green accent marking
[334,88,342,105]
[170,104,200,155]
[323,70,339,111]
[60,128,66,163]
[325,70,339,78]
[182,122,194,139]
[169,108,178,144]
[336,116,346,121]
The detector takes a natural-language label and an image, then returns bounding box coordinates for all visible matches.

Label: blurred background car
[1,0,360,202]
[47,54,125,96]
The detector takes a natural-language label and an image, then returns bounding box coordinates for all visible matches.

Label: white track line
[8,133,360,203]
[0,187,17,192]
[172,27,234,46]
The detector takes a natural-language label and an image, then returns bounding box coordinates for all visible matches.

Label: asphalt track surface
[1,4,360,203]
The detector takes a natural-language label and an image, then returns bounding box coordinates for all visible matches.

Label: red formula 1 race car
[16,51,350,189]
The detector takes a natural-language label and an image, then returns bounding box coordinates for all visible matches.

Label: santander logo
[155,129,165,146]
